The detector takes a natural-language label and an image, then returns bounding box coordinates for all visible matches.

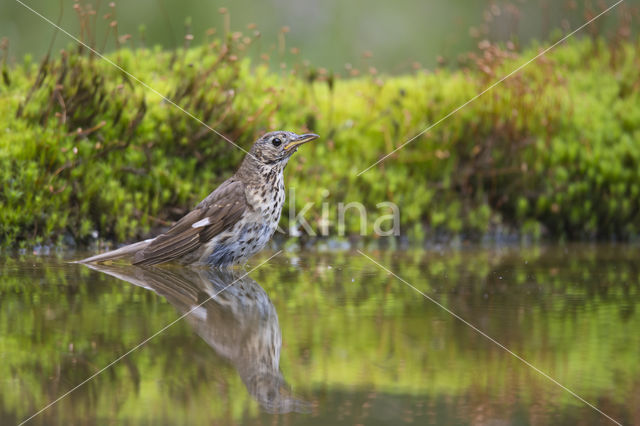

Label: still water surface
[1,245,639,425]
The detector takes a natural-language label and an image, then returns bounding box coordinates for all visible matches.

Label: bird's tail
[74,239,155,264]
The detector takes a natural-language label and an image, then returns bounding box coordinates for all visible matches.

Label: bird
[84,263,310,413]
[78,131,318,267]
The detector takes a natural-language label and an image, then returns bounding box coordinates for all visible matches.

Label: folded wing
[133,179,247,265]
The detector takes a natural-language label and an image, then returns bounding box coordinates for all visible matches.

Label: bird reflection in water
[85,263,310,414]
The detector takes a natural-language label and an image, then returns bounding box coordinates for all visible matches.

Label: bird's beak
[284,133,319,151]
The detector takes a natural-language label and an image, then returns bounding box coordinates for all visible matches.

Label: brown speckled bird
[79,131,318,267]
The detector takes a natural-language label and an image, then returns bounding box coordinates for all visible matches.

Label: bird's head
[249,131,319,166]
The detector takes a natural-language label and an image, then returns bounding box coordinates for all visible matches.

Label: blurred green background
[2,0,638,72]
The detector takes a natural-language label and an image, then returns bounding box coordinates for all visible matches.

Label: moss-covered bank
[1,36,640,247]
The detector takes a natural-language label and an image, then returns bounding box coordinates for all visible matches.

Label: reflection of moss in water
[2,37,640,247]
[0,246,639,423]
[267,248,640,404]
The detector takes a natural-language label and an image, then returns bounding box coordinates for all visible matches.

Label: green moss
[1,36,640,246]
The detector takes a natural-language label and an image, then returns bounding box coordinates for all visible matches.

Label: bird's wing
[133,179,248,265]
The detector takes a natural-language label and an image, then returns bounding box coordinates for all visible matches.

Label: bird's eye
[272,137,282,147]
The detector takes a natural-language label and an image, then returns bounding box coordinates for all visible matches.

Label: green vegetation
[1,34,640,247]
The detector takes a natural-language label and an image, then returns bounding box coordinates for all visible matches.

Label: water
[1,245,639,425]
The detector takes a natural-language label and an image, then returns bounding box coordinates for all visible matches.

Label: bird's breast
[198,173,286,267]
[246,175,286,224]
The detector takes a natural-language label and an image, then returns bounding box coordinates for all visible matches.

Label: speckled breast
[200,173,285,267]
